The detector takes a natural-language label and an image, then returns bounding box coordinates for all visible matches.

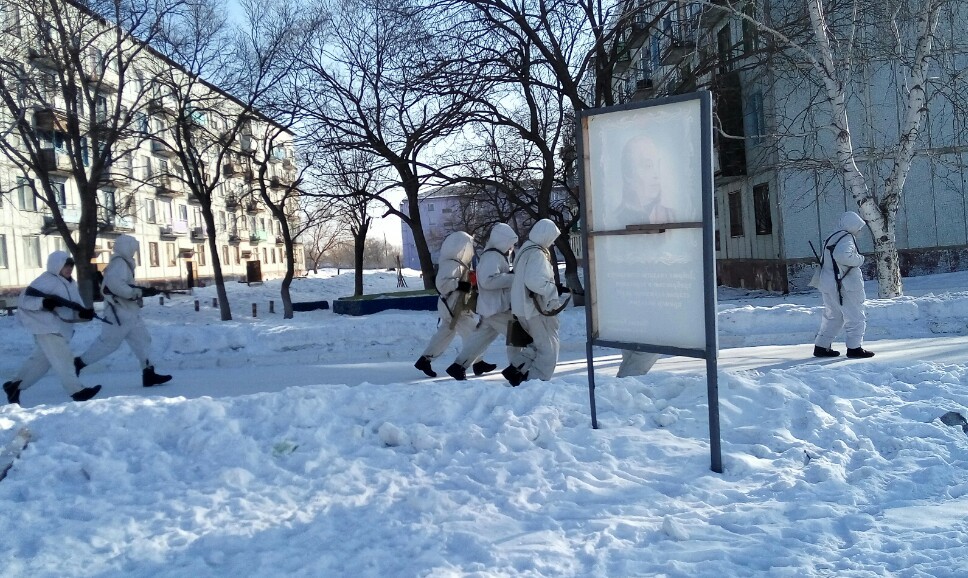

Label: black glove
[457,281,472,293]
[42,297,58,310]
[141,287,161,298]
[557,284,571,296]
[78,308,96,320]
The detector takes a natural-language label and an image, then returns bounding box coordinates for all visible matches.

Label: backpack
[808,231,855,303]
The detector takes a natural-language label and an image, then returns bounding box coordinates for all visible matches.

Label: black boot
[3,380,22,405]
[71,385,101,402]
[813,345,840,358]
[445,363,467,381]
[414,356,436,377]
[143,366,172,387]
[74,357,86,376]
[846,347,875,359]
[501,365,528,387]
[472,360,497,376]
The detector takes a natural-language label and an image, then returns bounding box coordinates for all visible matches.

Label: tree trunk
[553,236,584,294]
[203,209,233,320]
[353,223,369,297]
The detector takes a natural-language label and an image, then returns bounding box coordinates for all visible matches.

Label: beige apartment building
[0,0,302,297]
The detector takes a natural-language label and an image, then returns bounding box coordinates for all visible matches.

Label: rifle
[24,286,113,324]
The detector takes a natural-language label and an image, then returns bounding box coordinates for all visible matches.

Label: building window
[753,184,772,235]
[745,92,765,145]
[196,244,205,266]
[22,236,41,268]
[717,24,734,74]
[18,178,36,211]
[742,3,759,54]
[234,245,241,264]
[427,203,435,212]
[148,242,159,267]
[278,248,284,263]
[146,199,157,223]
[262,248,267,262]
[222,245,229,265]
[3,5,22,39]
[166,242,176,266]
[0,234,7,268]
[51,180,67,207]
[728,190,744,237]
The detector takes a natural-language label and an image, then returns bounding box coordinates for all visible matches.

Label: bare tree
[309,149,393,296]
[0,0,183,302]
[698,0,951,297]
[298,0,486,288]
[152,0,311,319]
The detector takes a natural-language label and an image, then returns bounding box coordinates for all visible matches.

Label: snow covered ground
[1,269,967,577]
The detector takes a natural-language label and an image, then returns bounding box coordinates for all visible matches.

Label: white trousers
[13,333,84,395]
[421,299,479,360]
[509,314,560,381]
[80,303,152,369]
[454,311,518,368]
[815,288,867,349]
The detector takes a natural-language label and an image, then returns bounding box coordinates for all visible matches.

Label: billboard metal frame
[578,91,721,473]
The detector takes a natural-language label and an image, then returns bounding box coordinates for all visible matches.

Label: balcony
[38,148,73,175]
[42,207,81,234]
[659,17,697,65]
[150,139,177,158]
[223,162,240,177]
[249,230,268,244]
[225,194,240,210]
[27,45,57,68]
[228,232,242,244]
[159,220,189,238]
[84,61,118,90]
[245,200,262,214]
[34,108,70,132]
[147,96,175,115]
[191,226,208,240]
[275,235,285,245]
[154,177,185,198]
[100,215,135,234]
[282,158,295,171]
[269,174,293,189]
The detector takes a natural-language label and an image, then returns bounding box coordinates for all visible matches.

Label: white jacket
[435,231,475,314]
[102,234,143,314]
[819,211,867,294]
[475,223,517,318]
[511,219,564,320]
[17,251,86,337]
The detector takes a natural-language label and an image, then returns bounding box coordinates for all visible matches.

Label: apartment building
[606,0,968,291]
[0,0,303,296]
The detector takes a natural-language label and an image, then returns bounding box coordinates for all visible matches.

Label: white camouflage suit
[78,235,154,369]
[452,223,519,369]
[815,211,868,350]
[508,219,567,381]
[419,231,479,362]
[9,251,90,395]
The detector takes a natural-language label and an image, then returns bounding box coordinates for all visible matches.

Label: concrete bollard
[212,298,218,308]
[159,296,164,306]
[252,303,257,317]
[269,300,275,314]
[194,300,200,312]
